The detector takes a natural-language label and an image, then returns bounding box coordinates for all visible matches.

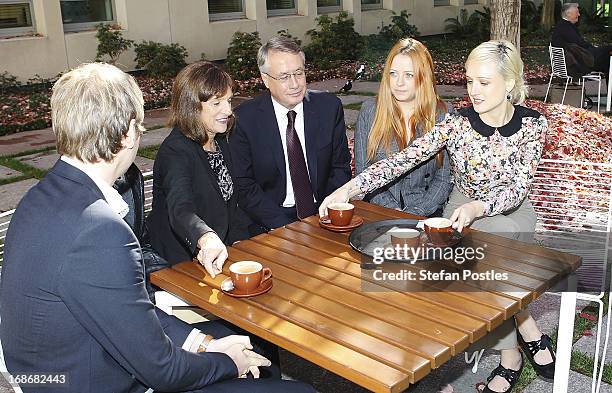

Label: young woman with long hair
[354,38,453,216]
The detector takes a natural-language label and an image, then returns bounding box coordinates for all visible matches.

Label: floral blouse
[355,105,548,217]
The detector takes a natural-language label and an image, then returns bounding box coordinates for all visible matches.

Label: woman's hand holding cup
[449,201,485,232]
[318,184,352,218]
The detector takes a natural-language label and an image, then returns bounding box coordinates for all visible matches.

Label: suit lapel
[258,93,287,190]
[303,93,319,200]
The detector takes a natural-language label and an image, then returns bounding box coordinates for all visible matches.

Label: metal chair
[142,171,192,315]
[529,159,612,392]
[544,45,604,112]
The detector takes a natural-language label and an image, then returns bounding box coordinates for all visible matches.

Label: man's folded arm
[58,217,237,391]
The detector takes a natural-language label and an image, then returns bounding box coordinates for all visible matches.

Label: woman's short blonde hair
[466,40,528,104]
[51,62,145,163]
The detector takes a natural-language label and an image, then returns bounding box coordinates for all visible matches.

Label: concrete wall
[0,0,486,81]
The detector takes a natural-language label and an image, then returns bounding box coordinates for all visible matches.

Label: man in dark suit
[230,36,352,231]
[551,2,611,76]
[0,63,314,393]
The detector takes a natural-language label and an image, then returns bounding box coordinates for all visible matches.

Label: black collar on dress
[458,105,539,137]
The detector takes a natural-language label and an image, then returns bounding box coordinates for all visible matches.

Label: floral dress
[355,105,548,217]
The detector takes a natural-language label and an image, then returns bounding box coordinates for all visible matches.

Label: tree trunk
[541,0,556,31]
[490,0,521,51]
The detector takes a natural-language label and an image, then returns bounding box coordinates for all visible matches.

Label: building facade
[0,0,485,81]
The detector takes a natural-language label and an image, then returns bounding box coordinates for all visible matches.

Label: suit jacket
[230,90,352,229]
[551,19,593,50]
[0,160,237,393]
[114,163,168,301]
[147,128,251,265]
[354,99,454,217]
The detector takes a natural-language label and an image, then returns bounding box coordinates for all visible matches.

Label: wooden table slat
[222,249,467,359]
[151,268,412,393]
[260,230,524,321]
[174,263,434,376]
[229,245,482,346]
[236,238,506,334]
[283,223,536,302]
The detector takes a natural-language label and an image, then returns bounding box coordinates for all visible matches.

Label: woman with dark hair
[148,61,252,275]
[354,38,453,216]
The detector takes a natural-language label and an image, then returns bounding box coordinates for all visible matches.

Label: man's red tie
[286,110,316,219]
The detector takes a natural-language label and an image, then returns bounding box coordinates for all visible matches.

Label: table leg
[553,290,577,392]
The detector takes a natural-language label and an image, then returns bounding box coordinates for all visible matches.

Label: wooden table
[151,201,581,393]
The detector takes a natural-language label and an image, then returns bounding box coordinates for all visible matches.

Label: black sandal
[518,333,556,379]
[476,354,523,393]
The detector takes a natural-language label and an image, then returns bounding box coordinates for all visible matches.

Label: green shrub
[470,7,491,40]
[225,31,262,80]
[444,9,473,38]
[95,23,133,64]
[134,41,188,77]
[28,92,50,110]
[521,0,542,33]
[0,119,50,137]
[0,72,18,94]
[445,8,489,39]
[304,12,364,69]
[578,6,607,33]
[276,29,302,46]
[379,10,419,42]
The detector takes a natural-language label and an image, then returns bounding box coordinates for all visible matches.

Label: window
[361,0,382,10]
[318,0,341,13]
[60,0,114,32]
[267,0,296,16]
[434,0,450,6]
[0,1,35,36]
[208,0,245,21]
[463,0,478,4]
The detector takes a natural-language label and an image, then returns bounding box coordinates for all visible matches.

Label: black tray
[348,219,462,263]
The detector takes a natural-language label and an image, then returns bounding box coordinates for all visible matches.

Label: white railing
[143,171,153,215]
[0,210,14,266]
[529,159,612,393]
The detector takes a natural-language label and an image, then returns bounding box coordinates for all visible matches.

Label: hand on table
[449,201,485,232]
[207,335,271,379]
[196,232,227,278]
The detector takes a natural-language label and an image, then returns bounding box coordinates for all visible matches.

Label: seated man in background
[230,36,352,232]
[0,62,314,393]
[551,2,611,77]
